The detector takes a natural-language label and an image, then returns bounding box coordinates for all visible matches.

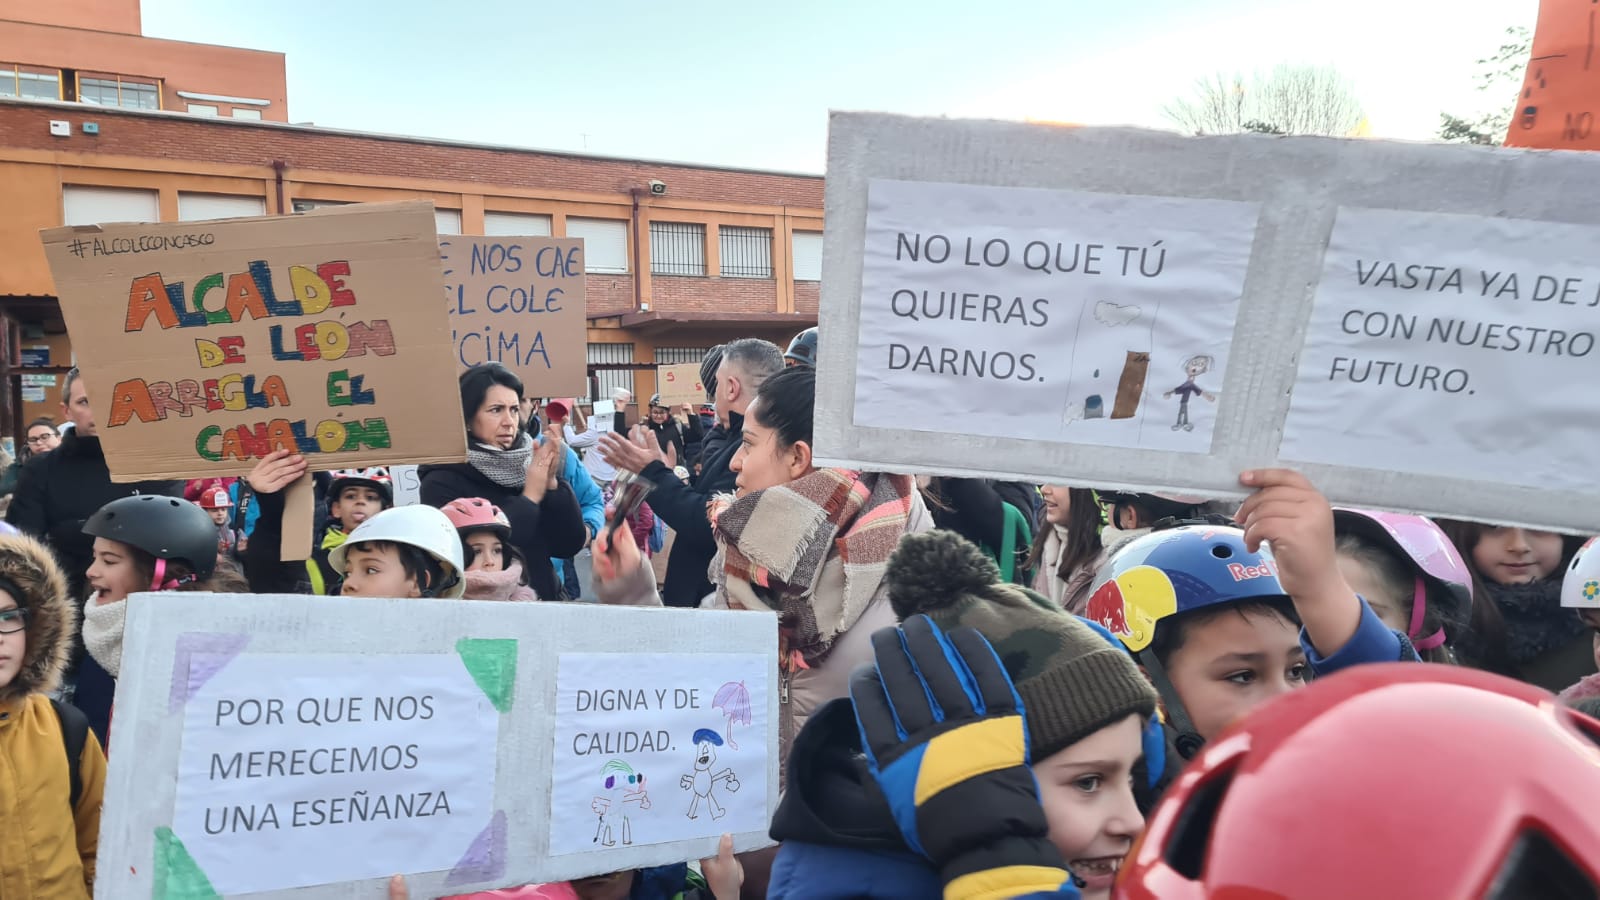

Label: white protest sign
[390,464,421,506]
[172,653,497,894]
[97,593,779,899]
[817,111,1600,532]
[549,654,770,856]
[857,179,1255,450]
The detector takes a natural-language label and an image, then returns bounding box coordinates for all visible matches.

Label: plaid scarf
[714,468,916,666]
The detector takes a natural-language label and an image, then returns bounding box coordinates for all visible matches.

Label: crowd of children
[4,335,1600,899]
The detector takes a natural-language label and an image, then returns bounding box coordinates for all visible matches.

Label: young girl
[330,505,466,600]
[1438,519,1592,691]
[1029,485,1104,613]
[441,498,537,602]
[0,532,106,899]
[80,495,249,747]
[1332,508,1474,664]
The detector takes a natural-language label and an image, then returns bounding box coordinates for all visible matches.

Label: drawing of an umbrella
[713,681,752,750]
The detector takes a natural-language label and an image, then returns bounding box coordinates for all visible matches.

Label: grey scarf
[465,432,533,489]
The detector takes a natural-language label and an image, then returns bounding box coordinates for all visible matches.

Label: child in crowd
[330,505,466,599]
[390,836,744,900]
[1438,519,1593,691]
[0,532,106,899]
[442,498,537,602]
[1087,470,1414,757]
[244,451,393,596]
[198,485,241,559]
[78,495,248,746]
[1559,537,1600,705]
[769,530,1159,900]
[1029,485,1104,613]
[1332,508,1474,664]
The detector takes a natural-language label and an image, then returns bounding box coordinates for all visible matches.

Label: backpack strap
[49,697,90,810]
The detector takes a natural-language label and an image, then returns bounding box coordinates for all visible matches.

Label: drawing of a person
[592,759,649,847]
[679,728,740,820]
[1163,354,1217,432]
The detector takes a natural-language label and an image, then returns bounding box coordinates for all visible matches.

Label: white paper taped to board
[816,111,1600,533]
[96,592,779,900]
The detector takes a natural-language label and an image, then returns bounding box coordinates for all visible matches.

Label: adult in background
[691,345,728,475]
[643,394,703,468]
[601,338,783,607]
[20,417,60,461]
[784,326,817,369]
[541,398,604,601]
[6,368,182,604]
[419,363,588,601]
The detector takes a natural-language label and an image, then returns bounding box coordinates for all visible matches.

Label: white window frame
[567,218,629,274]
[484,211,553,237]
[791,231,823,282]
[62,185,159,225]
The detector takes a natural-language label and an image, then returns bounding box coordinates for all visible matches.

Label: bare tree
[1166,64,1366,137]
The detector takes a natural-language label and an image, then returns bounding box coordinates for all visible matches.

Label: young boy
[243,450,393,595]
[1087,469,1414,757]
[329,506,466,599]
[0,532,107,898]
[197,486,240,558]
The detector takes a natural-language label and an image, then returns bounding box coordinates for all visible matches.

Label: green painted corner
[456,638,518,713]
[152,827,219,900]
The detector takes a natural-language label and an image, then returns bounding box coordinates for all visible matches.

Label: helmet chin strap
[148,558,196,592]
[1139,649,1207,760]
[1408,575,1446,650]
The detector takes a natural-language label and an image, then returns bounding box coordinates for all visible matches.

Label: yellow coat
[0,533,106,899]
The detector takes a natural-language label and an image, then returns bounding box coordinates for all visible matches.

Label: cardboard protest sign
[97,593,779,899]
[443,235,588,395]
[39,202,465,482]
[655,363,705,407]
[1504,0,1600,151]
[817,111,1600,532]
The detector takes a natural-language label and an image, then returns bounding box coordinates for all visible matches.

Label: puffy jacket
[5,431,182,603]
[0,533,107,899]
[638,412,743,607]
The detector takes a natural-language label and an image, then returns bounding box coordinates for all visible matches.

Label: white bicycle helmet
[328,505,466,598]
[1563,536,1600,610]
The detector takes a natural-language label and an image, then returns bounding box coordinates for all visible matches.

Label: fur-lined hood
[0,533,73,704]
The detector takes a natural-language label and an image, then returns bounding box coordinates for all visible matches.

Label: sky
[140,0,1538,174]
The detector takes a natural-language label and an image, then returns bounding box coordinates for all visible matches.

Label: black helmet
[785,327,818,368]
[84,495,219,578]
[699,345,725,402]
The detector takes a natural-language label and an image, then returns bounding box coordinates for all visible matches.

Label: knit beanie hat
[887,530,1158,761]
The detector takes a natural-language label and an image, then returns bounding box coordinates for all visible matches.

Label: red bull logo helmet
[1087,525,1290,652]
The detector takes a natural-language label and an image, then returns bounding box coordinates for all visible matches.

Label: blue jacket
[768,842,942,900]
[1303,598,1418,675]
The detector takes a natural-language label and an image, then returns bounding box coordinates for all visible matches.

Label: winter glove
[851,615,1077,900]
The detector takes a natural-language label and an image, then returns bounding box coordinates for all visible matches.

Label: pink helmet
[1333,508,1473,650]
[441,497,511,541]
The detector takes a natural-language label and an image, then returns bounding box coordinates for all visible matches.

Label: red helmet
[1119,664,1600,899]
[440,497,511,541]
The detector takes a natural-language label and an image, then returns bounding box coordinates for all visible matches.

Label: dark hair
[126,548,249,594]
[1027,487,1104,586]
[62,367,84,404]
[1436,519,1585,675]
[458,363,524,429]
[1334,531,1453,664]
[25,417,55,433]
[19,417,58,461]
[747,366,814,448]
[459,528,531,586]
[1149,598,1301,668]
[347,539,449,596]
[700,345,725,403]
[1104,493,1224,530]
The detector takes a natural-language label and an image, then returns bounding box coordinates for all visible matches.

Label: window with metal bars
[653,347,711,365]
[719,226,773,279]
[587,343,637,401]
[649,222,706,276]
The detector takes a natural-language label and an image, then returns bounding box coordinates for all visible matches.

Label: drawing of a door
[1111,351,1149,419]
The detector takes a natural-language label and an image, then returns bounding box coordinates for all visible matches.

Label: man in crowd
[600,338,784,607]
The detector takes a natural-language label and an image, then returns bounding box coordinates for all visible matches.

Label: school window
[78,75,161,110]
[588,342,637,401]
[0,65,61,100]
[187,103,219,117]
[178,193,266,221]
[435,209,462,235]
[720,226,773,279]
[653,347,711,365]
[649,222,706,276]
[567,218,629,274]
[62,185,158,226]
[792,231,823,281]
[483,211,553,237]
[231,108,263,120]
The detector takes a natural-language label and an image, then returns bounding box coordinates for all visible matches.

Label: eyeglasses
[0,608,26,634]
[25,434,54,445]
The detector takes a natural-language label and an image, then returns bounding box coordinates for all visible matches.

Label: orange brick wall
[794,282,820,316]
[3,0,140,35]
[651,275,779,315]
[586,274,636,316]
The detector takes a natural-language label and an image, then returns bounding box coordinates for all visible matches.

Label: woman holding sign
[419,364,588,602]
